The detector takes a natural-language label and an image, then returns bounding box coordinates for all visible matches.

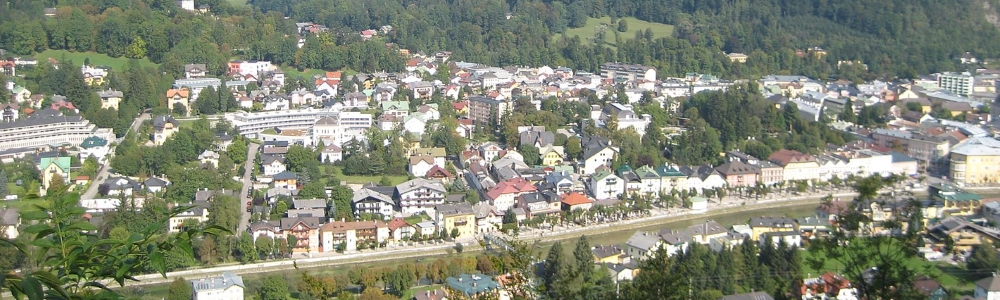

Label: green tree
[617,19,628,32]
[237,232,258,263]
[208,195,242,233]
[259,274,289,300]
[2,192,217,298]
[167,277,193,300]
[196,86,220,115]
[0,169,7,198]
[256,236,275,259]
[967,242,1000,278]
[519,145,540,166]
[125,36,147,59]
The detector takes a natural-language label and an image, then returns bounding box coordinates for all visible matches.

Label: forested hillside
[1,0,998,82]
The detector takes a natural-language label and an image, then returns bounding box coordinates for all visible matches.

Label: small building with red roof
[561,192,594,211]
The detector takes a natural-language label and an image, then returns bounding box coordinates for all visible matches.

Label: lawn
[555,17,674,48]
[800,245,974,294]
[34,50,159,70]
[328,166,409,186]
[279,66,328,80]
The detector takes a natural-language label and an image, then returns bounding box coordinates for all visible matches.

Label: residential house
[435,202,477,240]
[581,136,618,175]
[1,102,18,122]
[486,178,537,212]
[386,217,414,244]
[468,95,512,124]
[168,200,210,233]
[679,165,727,191]
[102,176,140,196]
[749,216,797,240]
[409,154,445,178]
[261,156,287,176]
[37,156,70,193]
[395,178,447,215]
[760,231,802,247]
[184,64,207,79]
[679,223,723,249]
[714,161,759,187]
[165,89,190,116]
[606,262,639,283]
[287,199,327,218]
[272,171,299,190]
[247,221,281,242]
[352,187,396,219]
[519,127,555,148]
[199,150,220,168]
[321,144,343,163]
[152,115,179,146]
[472,203,501,233]
[541,171,585,194]
[768,149,820,182]
[97,90,123,110]
[319,219,389,253]
[190,272,245,300]
[79,135,110,163]
[589,169,624,200]
[518,191,562,217]
[656,165,688,193]
[479,142,503,163]
[143,177,169,194]
[625,230,663,259]
[538,145,565,166]
[561,192,594,211]
[1,208,19,239]
[592,244,627,264]
[280,217,322,253]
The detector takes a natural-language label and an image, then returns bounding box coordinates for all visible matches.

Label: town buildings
[190,272,244,300]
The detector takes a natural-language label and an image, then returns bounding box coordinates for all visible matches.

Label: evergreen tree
[196,86,220,115]
[0,169,7,198]
[167,277,193,300]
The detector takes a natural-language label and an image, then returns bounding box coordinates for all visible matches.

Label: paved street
[238,142,260,232]
[81,113,149,200]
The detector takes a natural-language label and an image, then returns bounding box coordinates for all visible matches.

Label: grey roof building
[190,272,245,298]
[446,273,499,297]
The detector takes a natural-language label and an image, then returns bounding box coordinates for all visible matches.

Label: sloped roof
[190,272,244,292]
[715,161,759,176]
[486,178,537,200]
[768,149,816,166]
[561,192,592,205]
[353,188,394,205]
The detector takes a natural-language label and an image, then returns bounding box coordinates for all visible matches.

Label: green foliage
[259,274,289,300]
[1,192,223,299]
[208,195,243,233]
[0,169,7,198]
[167,277,193,300]
[966,242,1000,278]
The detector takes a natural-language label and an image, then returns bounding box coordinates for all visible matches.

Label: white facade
[191,272,244,300]
[0,115,114,151]
[582,147,617,175]
[589,172,625,200]
[396,179,447,215]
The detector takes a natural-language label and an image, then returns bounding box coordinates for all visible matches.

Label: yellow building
[539,145,565,166]
[592,244,627,264]
[727,53,748,63]
[949,137,1000,185]
[38,156,71,194]
[749,216,797,240]
[435,203,477,240]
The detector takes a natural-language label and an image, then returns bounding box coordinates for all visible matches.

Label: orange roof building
[561,192,594,211]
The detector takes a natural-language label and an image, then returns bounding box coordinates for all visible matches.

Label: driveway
[238,142,260,232]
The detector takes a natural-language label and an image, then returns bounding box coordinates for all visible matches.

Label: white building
[312,112,374,147]
[600,63,656,82]
[589,170,624,200]
[191,272,245,300]
[0,112,114,151]
[938,72,975,97]
[395,178,447,215]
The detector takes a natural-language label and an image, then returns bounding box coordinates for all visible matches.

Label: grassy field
[34,50,159,70]
[280,66,329,80]
[226,0,248,6]
[556,16,674,47]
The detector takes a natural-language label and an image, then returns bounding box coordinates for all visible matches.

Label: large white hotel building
[224,108,373,146]
[0,113,115,151]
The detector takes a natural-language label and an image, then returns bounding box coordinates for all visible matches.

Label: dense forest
[1,0,998,83]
